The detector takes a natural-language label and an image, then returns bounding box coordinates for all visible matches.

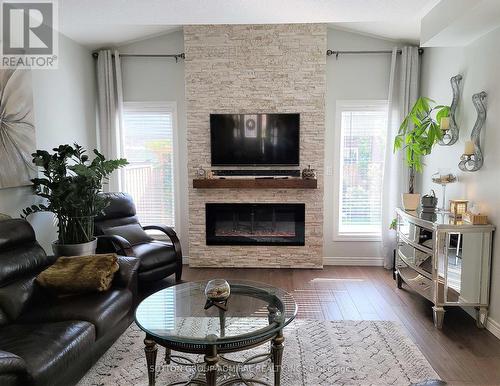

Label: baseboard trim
[323,256,385,266]
[486,316,500,340]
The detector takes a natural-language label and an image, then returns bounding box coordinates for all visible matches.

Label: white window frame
[120,101,181,238]
[333,100,388,242]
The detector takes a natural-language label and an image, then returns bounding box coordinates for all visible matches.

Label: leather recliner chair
[0,218,140,386]
[94,192,183,283]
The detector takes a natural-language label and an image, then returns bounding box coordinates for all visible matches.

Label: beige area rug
[78,319,440,386]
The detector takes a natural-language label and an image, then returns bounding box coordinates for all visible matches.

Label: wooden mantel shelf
[193,178,317,189]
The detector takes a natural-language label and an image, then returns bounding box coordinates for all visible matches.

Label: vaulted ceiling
[59,0,441,47]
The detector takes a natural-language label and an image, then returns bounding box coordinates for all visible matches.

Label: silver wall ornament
[459,91,487,172]
[439,74,462,146]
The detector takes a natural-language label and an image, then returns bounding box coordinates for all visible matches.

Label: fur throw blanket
[37,253,119,294]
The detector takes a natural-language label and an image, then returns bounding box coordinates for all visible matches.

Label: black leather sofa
[94,192,183,283]
[0,219,140,386]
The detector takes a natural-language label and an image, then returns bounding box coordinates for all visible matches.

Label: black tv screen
[210,113,300,166]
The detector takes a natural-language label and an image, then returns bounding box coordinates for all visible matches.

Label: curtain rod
[92,52,185,62]
[327,48,424,58]
[92,49,423,61]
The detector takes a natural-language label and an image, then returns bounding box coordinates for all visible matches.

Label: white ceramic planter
[402,193,420,211]
[52,237,97,257]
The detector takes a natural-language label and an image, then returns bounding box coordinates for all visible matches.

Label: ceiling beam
[421,0,500,47]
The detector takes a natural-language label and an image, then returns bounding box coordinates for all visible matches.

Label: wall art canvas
[0,69,36,189]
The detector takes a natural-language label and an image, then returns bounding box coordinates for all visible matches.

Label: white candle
[440,117,450,131]
[464,140,475,155]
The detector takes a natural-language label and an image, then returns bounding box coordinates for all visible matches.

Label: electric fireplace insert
[206,203,305,246]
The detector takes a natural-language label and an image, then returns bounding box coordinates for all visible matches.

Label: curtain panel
[381,46,420,268]
[96,49,124,191]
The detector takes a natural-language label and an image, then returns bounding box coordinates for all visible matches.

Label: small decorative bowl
[205,279,231,301]
[302,165,316,180]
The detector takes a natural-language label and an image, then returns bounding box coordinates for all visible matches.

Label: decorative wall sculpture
[459,91,487,172]
[439,74,462,146]
[0,69,36,189]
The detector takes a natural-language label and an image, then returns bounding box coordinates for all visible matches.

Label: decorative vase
[205,279,231,301]
[402,193,420,211]
[420,211,437,222]
[52,237,97,257]
[196,165,207,179]
[421,190,438,212]
[301,165,316,179]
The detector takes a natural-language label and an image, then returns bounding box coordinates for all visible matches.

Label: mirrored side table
[395,208,495,328]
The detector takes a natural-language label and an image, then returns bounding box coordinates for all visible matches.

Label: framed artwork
[0,68,36,189]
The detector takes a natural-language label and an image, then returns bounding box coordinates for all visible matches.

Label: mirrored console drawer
[397,240,433,277]
[398,215,434,250]
[398,260,434,302]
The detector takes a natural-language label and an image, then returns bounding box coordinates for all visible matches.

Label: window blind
[122,102,175,227]
[338,105,387,236]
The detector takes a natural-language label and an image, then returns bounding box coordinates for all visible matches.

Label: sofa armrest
[143,225,183,281]
[97,234,134,256]
[113,256,140,298]
[0,350,27,376]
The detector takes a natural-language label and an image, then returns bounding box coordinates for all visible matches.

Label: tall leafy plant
[394,97,450,193]
[22,144,127,244]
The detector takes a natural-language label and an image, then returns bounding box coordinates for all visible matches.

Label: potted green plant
[394,97,450,210]
[22,144,127,256]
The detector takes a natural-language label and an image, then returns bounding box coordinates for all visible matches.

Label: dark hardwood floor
[175,265,500,385]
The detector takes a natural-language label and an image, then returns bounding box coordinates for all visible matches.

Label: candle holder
[432,171,457,213]
[459,91,487,172]
[439,74,462,146]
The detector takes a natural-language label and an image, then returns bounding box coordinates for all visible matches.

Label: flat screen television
[210,113,300,166]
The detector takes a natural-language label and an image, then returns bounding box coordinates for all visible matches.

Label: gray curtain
[96,49,124,191]
[381,46,420,269]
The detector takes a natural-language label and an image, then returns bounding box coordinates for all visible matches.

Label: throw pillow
[36,253,119,294]
[102,223,152,246]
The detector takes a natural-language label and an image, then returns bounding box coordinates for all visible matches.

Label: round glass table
[135,280,297,386]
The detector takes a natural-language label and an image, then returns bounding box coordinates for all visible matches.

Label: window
[334,101,388,240]
[121,102,177,227]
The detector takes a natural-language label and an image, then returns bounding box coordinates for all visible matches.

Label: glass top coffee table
[135,280,297,386]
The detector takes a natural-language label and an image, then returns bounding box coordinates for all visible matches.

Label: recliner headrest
[0,219,37,251]
[0,219,52,287]
[95,192,137,221]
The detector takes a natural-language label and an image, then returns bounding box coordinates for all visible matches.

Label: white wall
[324,28,396,261]
[119,30,189,255]
[419,26,500,333]
[0,33,97,252]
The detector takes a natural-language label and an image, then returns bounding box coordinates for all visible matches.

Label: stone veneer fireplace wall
[184,24,326,268]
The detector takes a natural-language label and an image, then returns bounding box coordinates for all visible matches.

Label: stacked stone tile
[185,24,326,268]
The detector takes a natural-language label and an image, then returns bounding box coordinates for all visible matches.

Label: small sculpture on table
[432,170,457,213]
[204,279,231,311]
